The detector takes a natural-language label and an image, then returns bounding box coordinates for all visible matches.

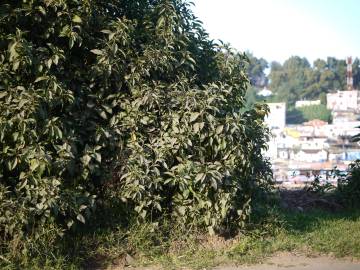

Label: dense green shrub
[286,104,331,124]
[337,160,360,207]
[299,104,331,123]
[337,132,360,207]
[0,0,272,260]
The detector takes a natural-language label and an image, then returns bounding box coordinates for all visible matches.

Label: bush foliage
[286,104,331,124]
[337,160,360,207]
[0,0,272,261]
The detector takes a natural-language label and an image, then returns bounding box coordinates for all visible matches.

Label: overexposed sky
[192,0,360,64]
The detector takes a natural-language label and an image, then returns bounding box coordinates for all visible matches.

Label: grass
[2,196,360,269]
[228,209,360,264]
[142,208,360,269]
[97,207,360,270]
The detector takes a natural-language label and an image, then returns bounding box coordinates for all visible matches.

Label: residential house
[265,102,286,130]
[327,90,360,111]
[295,100,321,108]
[291,149,328,162]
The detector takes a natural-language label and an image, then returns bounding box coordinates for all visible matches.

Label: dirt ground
[113,252,360,270]
[214,252,360,270]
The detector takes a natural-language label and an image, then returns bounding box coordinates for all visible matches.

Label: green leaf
[99,110,107,119]
[18,179,28,190]
[216,125,224,134]
[69,37,75,49]
[53,55,59,65]
[110,116,117,126]
[77,214,85,224]
[82,155,91,166]
[156,17,165,29]
[37,6,46,15]
[12,132,19,141]
[140,210,147,219]
[195,173,205,182]
[67,219,74,229]
[102,104,112,114]
[54,126,63,139]
[193,122,204,132]
[177,206,186,216]
[94,153,101,163]
[190,112,200,122]
[30,159,39,171]
[109,32,115,41]
[208,226,215,235]
[72,15,82,23]
[210,178,217,190]
[36,202,44,210]
[91,49,104,55]
[12,61,20,71]
[34,76,48,83]
[11,158,18,170]
[46,58,52,69]
[8,41,18,61]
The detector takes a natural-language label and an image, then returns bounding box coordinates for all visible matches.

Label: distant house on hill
[265,102,286,129]
[326,90,360,111]
[332,110,359,123]
[291,149,328,163]
[298,135,328,150]
[303,119,327,127]
[257,87,272,97]
[295,99,321,108]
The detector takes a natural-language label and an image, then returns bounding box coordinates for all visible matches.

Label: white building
[257,87,272,97]
[291,149,328,163]
[327,90,360,111]
[265,103,286,130]
[295,100,321,108]
[323,122,360,137]
[298,136,329,150]
[332,110,358,123]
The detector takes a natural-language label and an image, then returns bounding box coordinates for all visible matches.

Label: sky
[191,0,360,64]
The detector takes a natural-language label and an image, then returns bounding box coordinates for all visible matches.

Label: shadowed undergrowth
[2,190,359,270]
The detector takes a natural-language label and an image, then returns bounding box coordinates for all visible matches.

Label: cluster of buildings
[264,89,360,184]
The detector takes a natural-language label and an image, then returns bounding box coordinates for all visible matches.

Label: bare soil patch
[214,252,360,270]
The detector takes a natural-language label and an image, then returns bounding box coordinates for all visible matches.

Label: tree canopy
[0,0,272,263]
[268,56,360,106]
[246,52,268,88]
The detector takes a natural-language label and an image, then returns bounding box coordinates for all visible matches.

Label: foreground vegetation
[1,1,360,269]
[2,191,359,270]
[0,0,272,266]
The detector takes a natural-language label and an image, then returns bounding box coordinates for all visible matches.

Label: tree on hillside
[246,52,268,87]
[269,56,311,106]
[269,56,360,105]
[287,104,331,124]
[352,58,360,89]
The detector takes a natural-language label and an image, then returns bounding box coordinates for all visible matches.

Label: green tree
[269,56,354,105]
[0,0,272,261]
[246,52,268,87]
[269,56,312,106]
[287,104,331,124]
[299,104,332,122]
[352,58,360,89]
